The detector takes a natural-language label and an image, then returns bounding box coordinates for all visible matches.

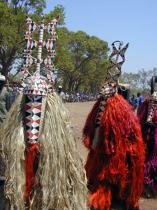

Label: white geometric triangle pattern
[32,115,40,121]
[32,108,41,114]
[24,95,42,142]
[31,129,39,135]
[31,122,40,128]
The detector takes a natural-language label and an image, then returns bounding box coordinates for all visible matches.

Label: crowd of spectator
[64,92,97,102]
[57,86,97,103]
[0,76,146,126]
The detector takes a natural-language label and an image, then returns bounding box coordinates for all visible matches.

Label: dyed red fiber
[24,142,39,202]
[83,94,145,210]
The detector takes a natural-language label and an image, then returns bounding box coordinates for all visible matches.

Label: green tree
[56,30,109,92]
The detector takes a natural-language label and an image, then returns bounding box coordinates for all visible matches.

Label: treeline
[0,0,109,93]
[120,68,157,93]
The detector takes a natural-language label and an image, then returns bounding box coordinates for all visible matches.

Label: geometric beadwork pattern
[146,100,157,126]
[24,54,37,68]
[106,41,129,83]
[95,83,117,127]
[24,38,37,54]
[24,95,42,142]
[23,73,48,96]
[45,18,58,35]
[20,16,60,95]
[25,17,38,36]
[44,39,55,53]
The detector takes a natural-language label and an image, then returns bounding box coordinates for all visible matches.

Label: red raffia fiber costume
[83,93,145,210]
[138,76,157,195]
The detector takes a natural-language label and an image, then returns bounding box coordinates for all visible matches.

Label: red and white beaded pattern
[20,17,59,94]
[24,38,37,53]
[24,95,42,142]
[24,73,48,96]
[25,17,38,36]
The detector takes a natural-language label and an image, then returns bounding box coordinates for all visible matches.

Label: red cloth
[83,94,145,210]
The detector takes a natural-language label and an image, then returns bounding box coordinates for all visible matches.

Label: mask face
[99,82,117,99]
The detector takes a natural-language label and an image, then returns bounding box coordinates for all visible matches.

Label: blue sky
[45,0,157,73]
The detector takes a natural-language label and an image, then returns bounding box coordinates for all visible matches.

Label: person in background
[0,74,15,183]
[58,85,66,102]
[137,92,144,113]
[0,74,13,125]
[130,94,138,111]
[138,76,157,197]
[76,92,80,102]
[0,73,6,180]
[65,92,69,102]
[118,83,130,101]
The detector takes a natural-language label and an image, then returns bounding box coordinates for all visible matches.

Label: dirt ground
[65,101,157,210]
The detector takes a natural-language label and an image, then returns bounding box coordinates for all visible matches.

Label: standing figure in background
[58,85,66,102]
[76,92,80,102]
[137,92,144,114]
[118,83,130,101]
[83,41,145,210]
[0,75,15,188]
[0,74,7,125]
[138,75,157,197]
[0,75,14,125]
[0,74,7,179]
[130,94,138,111]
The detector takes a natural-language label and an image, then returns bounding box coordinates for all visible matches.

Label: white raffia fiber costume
[0,16,87,210]
[1,92,87,210]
